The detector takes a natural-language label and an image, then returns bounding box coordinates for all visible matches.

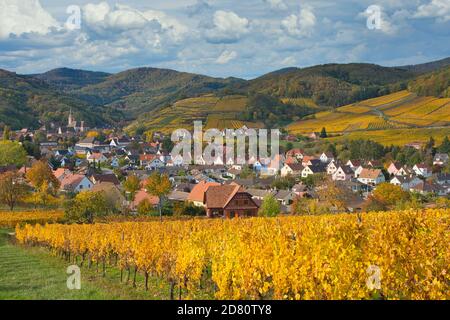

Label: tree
[123,174,141,200]
[0,141,27,167]
[438,136,450,154]
[2,126,11,140]
[26,161,61,195]
[320,127,327,138]
[64,191,109,224]
[372,183,410,207]
[145,172,172,222]
[317,179,350,212]
[259,194,281,217]
[0,172,28,210]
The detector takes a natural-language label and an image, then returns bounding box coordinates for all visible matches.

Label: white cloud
[264,0,287,10]
[206,10,249,43]
[281,7,316,37]
[82,2,187,42]
[414,0,450,22]
[216,50,237,64]
[0,0,59,39]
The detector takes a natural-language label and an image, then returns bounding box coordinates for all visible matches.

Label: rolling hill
[0,57,449,130]
[287,89,450,145]
[0,69,118,129]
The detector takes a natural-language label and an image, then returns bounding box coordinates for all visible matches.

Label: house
[227,168,242,179]
[354,165,365,178]
[387,162,403,176]
[205,184,259,218]
[301,163,327,178]
[413,163,432,178]
[60,174,93,193]
[285,156,298,165]
[301,156,316,166]
[309,132,320,140]
[319,152,334,163]
[346,160,362,170]
[436,173,450,185]
[367,160,383,168]
[433,153,449,166]
[140,154,157,167]
[92,182,126,210]
[110,137,131,148]
[292,183,309,198]
[131,189,159,211]
[409,181,447,196]
[274,190,295,206]
[332,165,354,181]
[357,168,385,185]
[326,161,339,175]
[246,188,277,201]
[91,174,121,186]
[168,190,190,202]
[87,152,107,164]
[286,148,304,160]
[53,168,70,181]
[76,137,98,150]
[281,163,304,177]
[390,175,422,191]
[405,142,423,150]
[146,158,165,171]
[187,181,221,207]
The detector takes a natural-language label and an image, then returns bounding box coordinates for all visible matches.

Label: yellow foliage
[16,209,450,300]
[0,210,63,228]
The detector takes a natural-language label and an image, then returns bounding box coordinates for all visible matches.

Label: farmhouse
[187,181,221,207]
[205,184,259,218]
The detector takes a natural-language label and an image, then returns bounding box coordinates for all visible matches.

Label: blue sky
[0,0,449,78]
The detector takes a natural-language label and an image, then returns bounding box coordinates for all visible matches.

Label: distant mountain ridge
[0,56,449,130]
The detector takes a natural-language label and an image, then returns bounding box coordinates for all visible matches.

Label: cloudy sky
[0,0,449,78]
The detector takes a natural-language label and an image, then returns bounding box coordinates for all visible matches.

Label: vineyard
[288,90,450,144]
[0,211,63,228]
[15,209,450,300]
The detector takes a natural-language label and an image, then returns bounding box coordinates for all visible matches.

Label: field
[12,209,450,300]
[287,90,450,144]
[129,94,263,133]
[0,211,63,228]
[329,127,450,146]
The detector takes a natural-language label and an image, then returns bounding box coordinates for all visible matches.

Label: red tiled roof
[187,181,220,203]
[205,184,243,208]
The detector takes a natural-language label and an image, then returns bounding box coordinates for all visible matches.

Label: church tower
[68,109,75,128]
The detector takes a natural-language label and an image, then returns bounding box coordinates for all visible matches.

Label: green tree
[123,174,141,200]
[438,136,450,154]
[0,141,27,167]
[2,126,11,140]
[0,171,29,210]
[259,194,281,217]
[145,172,172,222]
[320,127,327,138]
[64,191,109,224]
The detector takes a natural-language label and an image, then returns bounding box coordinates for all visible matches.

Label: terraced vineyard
[128,95,263,133]
[288,90,450,144]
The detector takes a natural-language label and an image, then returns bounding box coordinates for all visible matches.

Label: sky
[0,0,449,79]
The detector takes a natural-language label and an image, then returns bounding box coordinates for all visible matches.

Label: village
[0,111,449,218]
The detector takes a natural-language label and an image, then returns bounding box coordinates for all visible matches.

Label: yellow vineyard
[288,90,450,141]
[130,95,263,133]
[16,209,450,300]
[0,211,63,228]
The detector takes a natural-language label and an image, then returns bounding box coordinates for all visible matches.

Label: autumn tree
[372,183,410,207]
[145,172,172,222]
[0,171,28,210]
[26,161,60,196]
[317,178,350,212]
[259,194,280,217]
[123,174,141,201]
[0,141,27,167]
